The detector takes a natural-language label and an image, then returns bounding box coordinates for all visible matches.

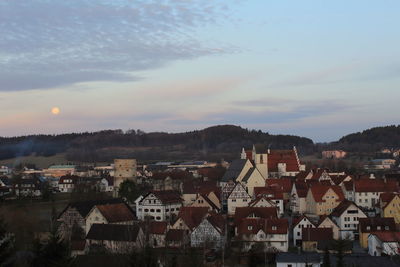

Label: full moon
[51,107,60,115]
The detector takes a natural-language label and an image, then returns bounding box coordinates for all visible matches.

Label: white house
[354,178,397,212]
[227,182,251,216]
[331,200,367,240]
[290,181,308,215]
[292,216,316,246]
[136,190,182,222]
[190,213,226,249]
[236,218,289,252]
[368,231,400,256]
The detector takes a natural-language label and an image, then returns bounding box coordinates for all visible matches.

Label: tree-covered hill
[0,125,314,163]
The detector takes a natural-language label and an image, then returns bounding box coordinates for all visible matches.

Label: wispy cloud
[0,0,234,91]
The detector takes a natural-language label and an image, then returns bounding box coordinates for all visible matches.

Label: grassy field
[0,153,68,169]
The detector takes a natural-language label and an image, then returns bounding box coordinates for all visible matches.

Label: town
[1,144,400,267]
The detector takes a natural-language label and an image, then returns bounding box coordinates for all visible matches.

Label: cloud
[0,0,234,91]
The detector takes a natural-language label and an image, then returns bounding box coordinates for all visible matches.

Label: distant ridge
[0,125,313,163]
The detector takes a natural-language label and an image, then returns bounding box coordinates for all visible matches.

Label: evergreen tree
[119,180,140,203]
[0,216,14,266]
[31,225,73,267]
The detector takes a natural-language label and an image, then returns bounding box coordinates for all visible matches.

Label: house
[182,180,220,206]
[171,206,209,233]
[359,217,396,248]
[276,252,322,267]
[317,216,340,240]
[190,213,226,249]
[0,176,12,198]
[341,181,354,202]
[227,182,251,216]
[136,190,182,222]
[165,229,188,248]
[301,228,333,252]
[57,198,125,240]
[86,224,144,253]
[146,221,168,248]
[368,231,400,256]
[99,176,114,192]
[322,150,347,159]
[354,178,398,212]
[234,207,278,233]
[290,181,308,215]
[292,216,316,246]
[221,180,236,211]
[306,185,344,215]
[236,218,289,252]
[377,192,400,224]
[13,177,44,197]
[150,170,190,191]
[309,169,334,184]
[365,159,397,170]
[267,148,304,178]
[58,175,79,193]
[190,193,221,212]
[85,203,136,234]
[330,200,367,240]
[265,178,293,201]
[253,188,284,216]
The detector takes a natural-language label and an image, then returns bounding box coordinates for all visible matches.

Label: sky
[1,0,399,142]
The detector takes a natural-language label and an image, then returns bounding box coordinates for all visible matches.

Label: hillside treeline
[0,125,314,163]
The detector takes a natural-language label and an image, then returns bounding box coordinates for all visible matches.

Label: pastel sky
[1,0,399,142]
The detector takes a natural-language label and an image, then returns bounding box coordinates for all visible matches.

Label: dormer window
[377,226,381,230]
[366,226,371,231]
[385,226,389,230]
[272,226,277,231]
[248,226,253,230]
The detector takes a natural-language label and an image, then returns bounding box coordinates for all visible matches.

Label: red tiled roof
[371,231,400,242]
[354,179,398,193]
[237,218,289,235]
[293,181,309,198]
[343,181,353,191]
[302,228,333,241]
[265,178,293,193]
[268,150,300,172]
[295,171,310,181]
[234,207,278,225]
[95,203,135,223]
[207,213,226,234]
[254,187,284,199]
[359,217,396,233]
[309,185,344,203]
[176,207,209,231]
[148,221,167,235]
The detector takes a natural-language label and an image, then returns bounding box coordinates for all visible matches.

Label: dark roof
[206,213,226,234]
[166,229,186,242]
[302,228,333,241]
[60,198,124,218]
[150,190,182,204]
[86,224,141,242]
[221,159,248,182]
[74,255,131,267]
[331,253,400,267]
[268,149,300,172]
[242,167,257,183]
[95,203,135,222]
[359,217,396,233]
[330,200,363,217]
[276,252,321,263]
[147,221,167,235]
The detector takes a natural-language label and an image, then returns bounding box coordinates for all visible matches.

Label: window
[166,209,169,212]
[156,216,161,221]
[144,209,149,212]
[347,210,358,214]
[248,226,253,230]
[272,226,277,231]
[385,226,389,230]
[156,209,161,212]
[176,207,180,211]
[243,199,248,202]
[171,208,175,211]
[150,209,155,212]
[297,232,300,236]
[232,199,236,202]
[377,226,381,230]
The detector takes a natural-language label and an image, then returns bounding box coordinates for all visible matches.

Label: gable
[228,183,250,200]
